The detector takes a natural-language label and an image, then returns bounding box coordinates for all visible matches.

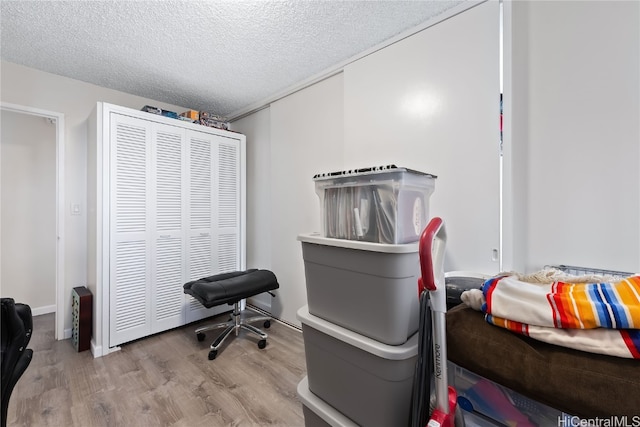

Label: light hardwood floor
[7,310,307,427]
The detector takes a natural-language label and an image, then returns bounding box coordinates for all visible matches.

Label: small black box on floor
[71,286,92,352]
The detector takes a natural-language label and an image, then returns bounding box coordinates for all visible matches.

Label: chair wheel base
[258,339,267,349]
[197,332,206,342]
[208,350,218,360]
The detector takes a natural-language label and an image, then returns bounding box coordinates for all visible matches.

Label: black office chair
[183,269,279,360]
[1,298,33,427]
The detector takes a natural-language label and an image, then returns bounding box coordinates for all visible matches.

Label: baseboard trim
[247,298,271,313]
[31,304,56,316]
[247,304,302,332]
[91,340,102,358]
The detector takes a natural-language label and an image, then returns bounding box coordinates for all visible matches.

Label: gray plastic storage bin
[314,166,436,244]
[297,377,358,427]
[297,306,418,427]
[298,232,419,345]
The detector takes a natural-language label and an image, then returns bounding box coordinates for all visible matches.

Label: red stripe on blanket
[620,330,640,359]
[484,277,501,314]
[510,319,529,336]
[508,319,529,336]
[546,282,561,328]
[547,281,574,328]
[492,316,530,336]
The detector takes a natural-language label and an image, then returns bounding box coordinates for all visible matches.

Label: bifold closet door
[109,114,189,344]
[185,130,214,322]
[216,139,242,273]
[185,131,242,323]
[151,123,187,333]
[109,113,153,346]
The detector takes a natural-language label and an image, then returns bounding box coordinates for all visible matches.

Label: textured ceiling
[1,0,465,119]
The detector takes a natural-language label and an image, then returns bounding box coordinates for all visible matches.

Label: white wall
[233,2,499,326]
[235,74,345,326]
[344,0,500,274]
[503,0,640,273]
[269,74,345,325]
[0,60,189,334]
[1,110,56,310]
[230,107,273,311]
[234,0,640,328]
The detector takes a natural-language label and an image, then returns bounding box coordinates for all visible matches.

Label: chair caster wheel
[263,320,271,328]
[208,350,218,360]
[258,339,267,349]
[197,332,206,342]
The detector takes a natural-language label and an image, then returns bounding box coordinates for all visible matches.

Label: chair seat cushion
[184,269,279,308]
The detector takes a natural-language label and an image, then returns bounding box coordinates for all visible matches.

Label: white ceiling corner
[1,0,467,119]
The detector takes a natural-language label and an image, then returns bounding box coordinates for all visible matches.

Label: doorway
[0,102,65,340]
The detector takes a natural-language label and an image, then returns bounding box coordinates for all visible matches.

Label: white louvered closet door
[109,113,152,346]
[185,131,242,322]
[151,123,186,333]
[185,131,217,322]
[217,140,241,274]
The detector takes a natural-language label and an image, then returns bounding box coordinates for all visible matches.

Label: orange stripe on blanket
[615,277,640,328]
[547,281,577,328]
[558,282,582,329]
[573,283,596,329]
[556,282,574,328]
[547,281,602,329]
[487,315,529,336]
[558,282,591,329]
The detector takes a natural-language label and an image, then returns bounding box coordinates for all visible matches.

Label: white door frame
[1,102,65,341]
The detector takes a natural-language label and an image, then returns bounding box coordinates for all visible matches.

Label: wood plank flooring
[7,310,307,427]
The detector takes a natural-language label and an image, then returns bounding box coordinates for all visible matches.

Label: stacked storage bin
[297,166,436,427]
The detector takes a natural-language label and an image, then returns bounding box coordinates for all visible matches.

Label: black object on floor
[1,298,33,427]
[184,269,279,360]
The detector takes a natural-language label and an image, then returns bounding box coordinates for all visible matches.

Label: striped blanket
[461,273,640,359]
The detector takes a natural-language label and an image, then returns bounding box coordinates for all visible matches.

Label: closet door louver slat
[156,129,183,231]
[190,137,212,230]
[154,236,183,324]
[115,124,146,233]
[187,234,213,313]
[218,143,238,230]
[218,234,238,273]
[114,241,147,331]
